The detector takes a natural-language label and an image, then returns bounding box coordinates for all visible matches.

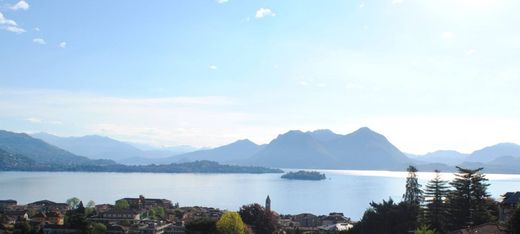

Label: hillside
[466,143,520,163]
[164,139,264,164]
[32,132,198,164]
[248,130,338,168]
[0,130,110,166]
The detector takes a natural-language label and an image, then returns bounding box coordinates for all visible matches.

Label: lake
[1,170,519,220]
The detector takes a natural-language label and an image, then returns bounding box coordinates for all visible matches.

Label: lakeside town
[0,194,354,234]
[1,191,520,234]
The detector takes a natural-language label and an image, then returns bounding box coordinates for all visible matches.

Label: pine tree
[424,170,450,233]
[447,167,493,230]
[403,165,423,207]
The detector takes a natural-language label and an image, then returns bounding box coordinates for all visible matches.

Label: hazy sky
[1,0,519,154]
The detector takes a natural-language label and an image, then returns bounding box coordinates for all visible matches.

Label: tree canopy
[239,203,277,234]
[447,167,495,229]
[216,212,246,234]
[115,200,130,209]
[66,197,81,209]
[423,170,449,233]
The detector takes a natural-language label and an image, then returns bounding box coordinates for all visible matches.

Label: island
[281,170,326,180]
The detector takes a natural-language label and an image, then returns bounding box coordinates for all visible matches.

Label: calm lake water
[1,170,519,220]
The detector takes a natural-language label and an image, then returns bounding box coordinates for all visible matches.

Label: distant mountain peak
[311,129,335,134]
[232,139,257,146]
[353,127,375,134]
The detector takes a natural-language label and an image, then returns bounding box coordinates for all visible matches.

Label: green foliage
[403,165,423,206]
[86,200,96,208]
[185,218,217,234]
[85,207,96,217]
[510,206,520,233]
[423,170,449,233]
[89,223,107,234]
[347,198,418,234]
[216,212,245,234]
[239,203,277,234]
[447,167,495,230]
[115,200,130,209]
[415,225,436,234]
[14,221,31,234]
[66,197,81,209]
[281,170,326,180]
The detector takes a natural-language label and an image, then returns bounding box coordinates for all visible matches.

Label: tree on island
[216,212,246,234]
[239,203,277,234]
[423,170,449,233]
[446,167,496,230]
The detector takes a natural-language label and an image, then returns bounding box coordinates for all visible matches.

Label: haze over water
[2,170,518,220]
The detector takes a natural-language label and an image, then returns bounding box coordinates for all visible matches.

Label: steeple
[266,195,271,212]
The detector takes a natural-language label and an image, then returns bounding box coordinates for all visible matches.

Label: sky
[1,0,520,154]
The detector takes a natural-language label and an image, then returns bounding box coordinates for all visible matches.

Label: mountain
[466,143,520,163]
[249,130,337,168]
[0,148,36,169]
[307,129,342,142]
[0,130,110,166]
[413,150,468,166]
[323,127,410,169]
[248,127,409,169]
[129,143,199,156]
[32,132,145,161]
[32,132,199,163]
[164,139,264,164]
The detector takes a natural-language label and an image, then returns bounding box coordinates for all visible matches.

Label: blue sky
[1,0,520,154]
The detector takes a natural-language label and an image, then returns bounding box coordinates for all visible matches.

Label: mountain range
[31,132,199,164]
[2,128,520,173]
[0,130,114,167]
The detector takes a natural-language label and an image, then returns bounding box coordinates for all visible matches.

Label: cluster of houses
[0,196,201,234]
[1,191,518,234]
[279,212,353,232]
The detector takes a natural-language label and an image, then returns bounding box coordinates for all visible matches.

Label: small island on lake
[281,170,326,180]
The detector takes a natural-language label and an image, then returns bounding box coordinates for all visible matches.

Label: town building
[96,209,141,221]
[117,195,173,210]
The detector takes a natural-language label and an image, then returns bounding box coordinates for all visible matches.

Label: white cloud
[359,3,365,8]
[346,83,363,89]
[34,27,40,31]
[209,65,217,70]
[255,8,275,18]
[466,48,477,56]
[0,89,254,147]
[32,38,46,45]
[392,0,403,5]
[59,42,67,48]
[24,117,62,125]
[5,25,25,33]
[317,83,326,88]
[0,13,17,26]
[216,0,228,4]
[442,31,455,40]
[10,0,30,11]
[0,12,25,33]
[298,81,309,86]
[25,117,42,123]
